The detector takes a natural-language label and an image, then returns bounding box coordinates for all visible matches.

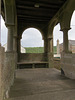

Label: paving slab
[7,68,75,100]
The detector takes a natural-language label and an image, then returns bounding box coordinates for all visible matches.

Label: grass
[25,46,57,53]
[25,47,44,53]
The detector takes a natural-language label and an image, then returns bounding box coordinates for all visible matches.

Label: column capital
[48,37,53,40]
[5,23,15,28]
[43,37,47,40]
[7,24,14,52]
[60,27,71,32]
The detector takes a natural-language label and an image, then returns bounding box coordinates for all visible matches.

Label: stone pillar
[57,39,60,54]
[44,38,48,53]
[13,36,17,52]
[48,37,54,68]
[17,37,21,54]
[7,25,14,52]
[48,37,53,53]
[62,29,69,53]
[17,37,21,62]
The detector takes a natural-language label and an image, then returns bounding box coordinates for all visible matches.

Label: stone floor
[7,68,75,100]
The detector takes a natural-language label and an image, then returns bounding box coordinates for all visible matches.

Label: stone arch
[59,11,73,31]
[21,27,44,53]
[17,20,48,40]
[48,18,58,38]
[59,0,75,30]
[21,26,44,40]
[67,10,75,53]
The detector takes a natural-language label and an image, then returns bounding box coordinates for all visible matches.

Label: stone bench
[17,61,48,69]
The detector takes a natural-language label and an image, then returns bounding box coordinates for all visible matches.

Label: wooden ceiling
[16,0,67,23]
[1,0,67,23]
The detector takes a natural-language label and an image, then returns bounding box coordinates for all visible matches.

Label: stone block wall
[19,53,48,62]
[0,45,5,100]
[53,58,60,70]
[48,53,54,68]
[0,45,16,100]
[61,52,75,79]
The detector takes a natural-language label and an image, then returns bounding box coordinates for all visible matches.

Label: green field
[53,46,57,54]
[25,47,44,53]
[25,46,57,53]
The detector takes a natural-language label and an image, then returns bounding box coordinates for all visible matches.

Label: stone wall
[19,53,48,62]
[61,52,75,79]
[72,45,75,53]
[0,45,16,100]
[59,44,75,54]
[53,58,60,70]
[0,45,5,100]
[48,53,54,68]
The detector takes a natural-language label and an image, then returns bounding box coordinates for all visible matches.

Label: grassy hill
[25,47,44,53]
[25,46,57,54]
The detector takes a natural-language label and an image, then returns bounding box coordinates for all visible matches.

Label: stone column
[17,37,21,62]
[13,36,17,52]
[48,37,54,68]
[7,25,14,52]
[62,29,69,53]
[48,37,53,53]
[44,38,48,53]
[17,37,21,54]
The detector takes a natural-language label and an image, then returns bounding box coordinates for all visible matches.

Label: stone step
[5,89,75,100]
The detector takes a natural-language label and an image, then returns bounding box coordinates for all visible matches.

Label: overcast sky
[1,11,75,47]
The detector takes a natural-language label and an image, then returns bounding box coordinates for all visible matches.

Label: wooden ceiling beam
[16,0,64,6]
[16,3,60,9]
[17,14,52,20]
[17,5,59,11]
[17,15,51,22]
[18,17,49,22]
[17,9,56,17]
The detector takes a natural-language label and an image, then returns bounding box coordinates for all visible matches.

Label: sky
[1,11,75,47]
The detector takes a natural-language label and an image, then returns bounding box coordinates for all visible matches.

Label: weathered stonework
[0,44,16,100]
[53,58,60,70]
[48,53,54,68]
[61,52,75,79]
[19,53,48,62]
[59,40,75,54]
[0,44,5,100]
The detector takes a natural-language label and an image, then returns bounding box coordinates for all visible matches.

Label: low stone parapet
[61,52,75,79]
[19,53,48,62]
